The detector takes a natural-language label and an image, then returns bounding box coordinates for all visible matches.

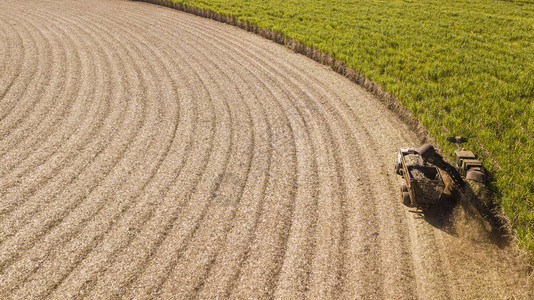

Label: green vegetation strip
[144,0,534,255]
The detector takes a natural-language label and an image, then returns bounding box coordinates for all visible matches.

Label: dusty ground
[0,0,532,298]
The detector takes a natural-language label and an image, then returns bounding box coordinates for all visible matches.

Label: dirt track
[0,0,532,298]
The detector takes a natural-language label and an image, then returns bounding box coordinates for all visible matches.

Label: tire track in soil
[0,0,532,299]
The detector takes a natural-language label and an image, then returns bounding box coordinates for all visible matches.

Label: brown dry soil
[0,0,532,299]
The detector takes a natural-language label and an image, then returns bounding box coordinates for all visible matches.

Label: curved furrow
[78,40,200,300]
[163,24,307,300]
[0,17,19,93]
[93,43,217,300]
[152,12,318,300]
[242,44,407,298]
[230,21,476,298]
[120,15,259,299]
[129,13,256,296]
[169,17,348,298]
[5,11,186,300]
[0,11,115,223]
[0,9,33,117]
[47,5,227,300]
[138,17,322,295]
[132,7,416,298]
[124,12,296,300]
[0,6,149,280]
[245,53,346,300]
[0,9,76,167]
[4,7,179,291]
[22,10,187,298]
[193,76,275,299]
[0,9,58,146]
[0,9,90,181]
[231,36,414,298]
[245,30,442,298]
[192,37,319,300]
[109,12,296,300]
[0,20,7,79]
[0,9,128,248]
[118,32,235,300]
[237,44,419,298]
[37,14,204,300]
[216,51,324,300]
[0,9,47,150]
[0,39,125,299]
[283,54,473,298]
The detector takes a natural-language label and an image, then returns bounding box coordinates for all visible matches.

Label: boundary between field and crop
[131,0,533,262]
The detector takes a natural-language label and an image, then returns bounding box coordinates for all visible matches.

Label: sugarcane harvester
[395,136,486,210]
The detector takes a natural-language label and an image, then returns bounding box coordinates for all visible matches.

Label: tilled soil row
[0,0,532,299]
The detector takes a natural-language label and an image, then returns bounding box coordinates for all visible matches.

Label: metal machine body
[395,147,445,209]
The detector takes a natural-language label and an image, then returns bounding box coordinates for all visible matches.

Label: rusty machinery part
[466,169,486,184]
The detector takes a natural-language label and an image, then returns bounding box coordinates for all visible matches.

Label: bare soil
[0,0,532,298]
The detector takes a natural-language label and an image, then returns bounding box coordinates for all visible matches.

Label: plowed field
[0,0,532,298]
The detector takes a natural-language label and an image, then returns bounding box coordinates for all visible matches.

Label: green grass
[168,0,534,255]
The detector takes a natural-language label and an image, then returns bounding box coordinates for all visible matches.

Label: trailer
[395,146,445,209]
